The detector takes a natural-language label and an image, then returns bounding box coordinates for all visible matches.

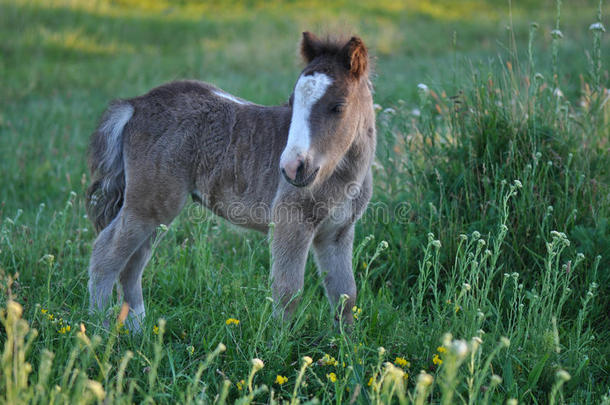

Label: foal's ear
[340,36,368,78]
[301,31,321,63]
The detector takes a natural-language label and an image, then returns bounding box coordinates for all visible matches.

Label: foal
[86,32,376,331]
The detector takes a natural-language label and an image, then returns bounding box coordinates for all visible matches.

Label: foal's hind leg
[119,235,153,332]
[88,210,156,322]
[313,222,357,325]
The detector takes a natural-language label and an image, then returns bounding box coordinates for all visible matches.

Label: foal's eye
[330,103,346,114]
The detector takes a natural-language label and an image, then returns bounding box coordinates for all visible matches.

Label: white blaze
[281,72,332,167]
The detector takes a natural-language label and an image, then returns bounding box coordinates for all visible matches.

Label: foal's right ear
[301,31,321,63]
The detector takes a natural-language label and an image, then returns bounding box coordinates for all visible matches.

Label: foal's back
[122,80,291,228]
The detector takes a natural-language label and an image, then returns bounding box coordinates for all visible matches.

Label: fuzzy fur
[86,33,376,331]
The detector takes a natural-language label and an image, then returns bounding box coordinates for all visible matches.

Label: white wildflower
[553,88,564,98]
[451,339,468,358]
[417,83,429,93]
[589,22,606,32]
[556,370,571,381]
[551,29,563,39]
[500,337,510,347]
[251,358,264,371]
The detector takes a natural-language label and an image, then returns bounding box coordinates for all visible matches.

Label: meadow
[0,0,609,403]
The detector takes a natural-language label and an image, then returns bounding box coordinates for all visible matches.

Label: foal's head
[280,32,372,188]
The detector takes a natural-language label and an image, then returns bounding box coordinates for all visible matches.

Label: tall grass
[0,0,608,403]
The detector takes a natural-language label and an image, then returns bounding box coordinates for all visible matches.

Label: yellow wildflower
[327,372,337,383]
[225,318,240,326]
[432,354,443,365]
[367,376,374,386]
[153,325,159,335]
[58,325,71,334]
[320,353,338,366]
[275,375,288,385]
[41,308,48,314]
[437,346,447,353]
[352,306,362,320]
[236,379,245,391]
[403,373,409,380]
[395,356,410,368]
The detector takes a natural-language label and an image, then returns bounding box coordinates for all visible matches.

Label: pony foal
[86,32,376,331]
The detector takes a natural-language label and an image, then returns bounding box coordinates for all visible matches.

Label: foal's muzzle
[281,163,319,188]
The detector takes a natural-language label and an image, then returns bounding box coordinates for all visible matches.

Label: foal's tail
[86,101,134,233]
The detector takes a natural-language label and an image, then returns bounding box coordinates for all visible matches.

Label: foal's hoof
[123,316,144,334]
[116,302,144,334]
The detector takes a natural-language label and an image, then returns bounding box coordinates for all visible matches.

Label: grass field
[1,0,609,403]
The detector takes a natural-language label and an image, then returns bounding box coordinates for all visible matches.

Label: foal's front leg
[313,223,356,325]
[270,219,315,320]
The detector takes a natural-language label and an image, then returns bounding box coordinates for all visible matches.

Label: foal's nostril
[295,161,305,179]
[282,158,304,181]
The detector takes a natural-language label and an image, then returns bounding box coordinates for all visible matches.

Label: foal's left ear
[340,36,368,79]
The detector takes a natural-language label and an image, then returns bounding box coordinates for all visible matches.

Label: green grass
[1,0,609,403]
